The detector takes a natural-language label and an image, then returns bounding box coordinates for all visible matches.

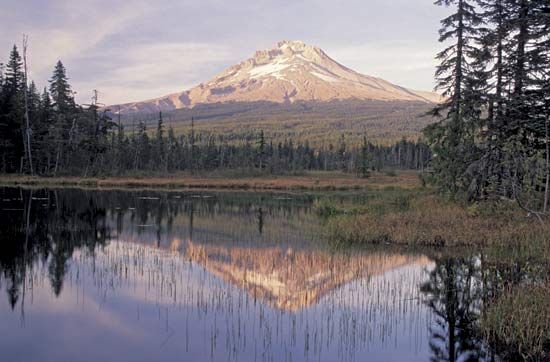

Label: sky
[0,0,451,105]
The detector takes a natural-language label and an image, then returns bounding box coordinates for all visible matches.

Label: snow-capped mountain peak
[112,40,441,114]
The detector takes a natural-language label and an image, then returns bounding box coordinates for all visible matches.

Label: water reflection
[0,187,527,361]
[421,257,488,362]
[187,241,430,312]
[0,188,110,309]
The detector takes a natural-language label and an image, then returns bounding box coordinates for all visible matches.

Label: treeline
[429,0,549,213]
[0,43,430,177]
[0,45,112,175]
[97,123,430,175]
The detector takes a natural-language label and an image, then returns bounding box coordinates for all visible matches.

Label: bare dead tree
[545,113,549,213]
[512,181,546,225]
[22,34,34,175]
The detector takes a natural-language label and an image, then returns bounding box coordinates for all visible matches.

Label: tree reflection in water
[0,188,109,309]
[0,187,543,361]
[421,256,488,362]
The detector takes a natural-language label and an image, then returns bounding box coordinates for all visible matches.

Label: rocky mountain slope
[111,40,440,115]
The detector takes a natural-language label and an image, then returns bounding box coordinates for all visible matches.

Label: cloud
[326,42,439,91]
[72,42,235,104]
[0,0,449,104]
[0,0,153,96]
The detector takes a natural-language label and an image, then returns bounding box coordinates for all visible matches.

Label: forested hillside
[0,46,429,176]
[127,99,436,148]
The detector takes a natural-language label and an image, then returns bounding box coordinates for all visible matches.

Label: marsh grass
[314,189,418,219]
[482,284,550,361]
[319,187,550,359]
[323,193,550,247]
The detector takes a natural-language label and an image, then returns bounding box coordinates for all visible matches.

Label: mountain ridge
[109,40,441,115]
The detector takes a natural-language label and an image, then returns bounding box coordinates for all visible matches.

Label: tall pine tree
[49,60,75,173]
[426,0,483,195]
[0,46,25,172]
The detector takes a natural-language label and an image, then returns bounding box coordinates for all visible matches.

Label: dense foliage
[428,0,549,214]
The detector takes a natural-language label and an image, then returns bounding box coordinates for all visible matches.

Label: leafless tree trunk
[512,181,545,224]
[54,144,61,176]
[544,115,549,213]
[22,35,34,175]
[67,116,77,147]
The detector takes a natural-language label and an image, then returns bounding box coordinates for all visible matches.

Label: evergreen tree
[167,126,177,172]
[27,81,40,120]
[190,117,196,172]
[49,60,76,174]
[426,0,483,194]
[337,134,347,172]
[0,62,4,88]
[357,135,371,178]
[115,118,127,173]
[4,46,24,94]
[80,91,114,175]
[423,0,549,214]
[36,88,54,173]
[135,121,150,170]
[49,61,74,114]
[479,0,548,206]
[0,46,25,172]
[469,0,514,197]
[155,112,166,171]
[257,130,266,170]
[0,62,4,170]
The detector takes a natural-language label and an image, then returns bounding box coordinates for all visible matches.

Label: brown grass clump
[482,284,550,361]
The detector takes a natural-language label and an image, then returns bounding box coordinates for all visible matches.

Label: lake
[0,187,503,361]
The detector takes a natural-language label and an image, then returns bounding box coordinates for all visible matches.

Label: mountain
[111,40,440,115]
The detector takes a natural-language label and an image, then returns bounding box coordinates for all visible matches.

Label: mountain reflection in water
[186,241,430,312]
[0,188,501,362]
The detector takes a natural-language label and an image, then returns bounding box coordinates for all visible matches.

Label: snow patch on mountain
[311,71,338,83]
[248,58,291,80]
[110,40,442,114]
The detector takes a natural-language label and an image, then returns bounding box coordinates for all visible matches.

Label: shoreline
[0,171,422,191]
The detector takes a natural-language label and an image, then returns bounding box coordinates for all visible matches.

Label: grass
[0,170,422,191]
[315,186,550,359]
[321,191,550,248]
[482,284,550,361]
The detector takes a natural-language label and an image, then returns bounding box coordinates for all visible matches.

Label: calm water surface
[0,188,496,362]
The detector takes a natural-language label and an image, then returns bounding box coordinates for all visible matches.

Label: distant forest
[0,43,429,177]
[427,0,549,214]
[123,99,437,148]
